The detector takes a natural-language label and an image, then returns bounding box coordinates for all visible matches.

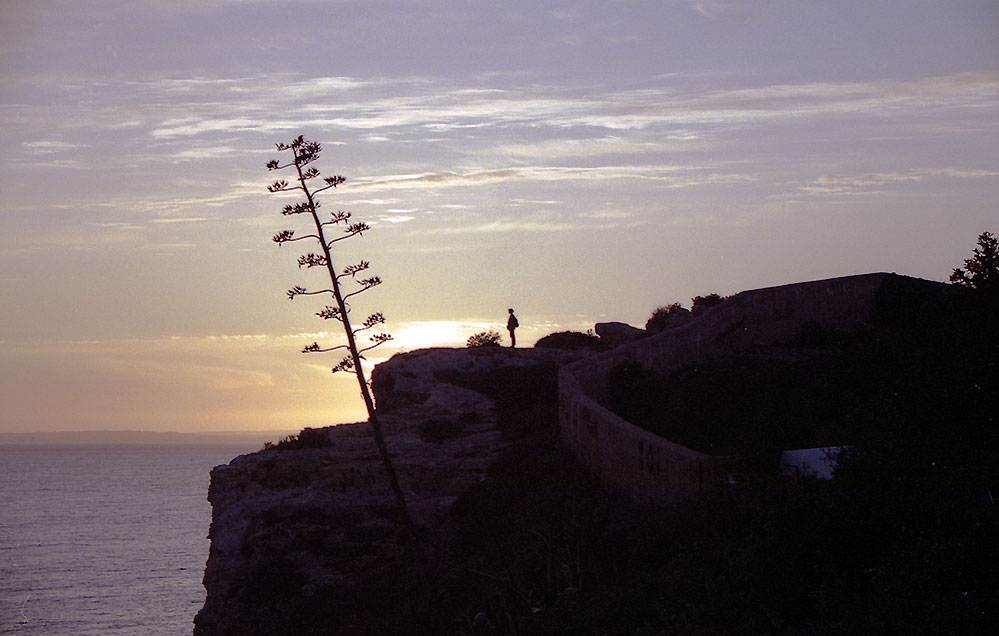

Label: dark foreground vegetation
[306,278,994,635]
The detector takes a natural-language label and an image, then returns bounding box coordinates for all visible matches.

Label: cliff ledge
[194,346,587,635]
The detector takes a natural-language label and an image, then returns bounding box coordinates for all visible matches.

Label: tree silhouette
[950,231,999,292]
[266,135,418,541]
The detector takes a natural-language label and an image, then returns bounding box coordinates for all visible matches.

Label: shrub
[534,330,603,350]
[466,330,503,348]
[264,427,333,450]
[691,293,725,314]
[645,302,691,332]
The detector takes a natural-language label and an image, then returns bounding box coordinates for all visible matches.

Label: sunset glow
[1,0,996,434]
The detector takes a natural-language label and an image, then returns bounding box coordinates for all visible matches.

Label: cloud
[16,68,988,156]
[692,0,752,20]
[377,215,415,224]
[698,72,999,120]
[348,165,754,193]
[802,172,926,194]
[21,158,88,170]
[494,136,694,161]
[348,169,520,191]
[801,167,999,194]
[21,140,86,154]
[151,117,265,138]
[421,208,648,235]
[123,180,263,216]
[169,146,240,160]
[3,66,995,262]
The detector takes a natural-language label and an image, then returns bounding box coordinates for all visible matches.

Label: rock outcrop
[194,347,588,636]
[593,321,644,346]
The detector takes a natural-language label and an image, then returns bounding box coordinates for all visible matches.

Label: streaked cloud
[149,217,211,224]
[8,67,987,150]
[802,167,999,194]
[169,146,241,160]
[348,165,754,193]
[22,140,86,154]
[377,215,415,224]
[430,218,617,235]
[134,71,997,142]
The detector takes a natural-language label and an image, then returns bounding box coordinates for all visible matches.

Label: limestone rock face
[194,346,587,636]
[594,321,645,346]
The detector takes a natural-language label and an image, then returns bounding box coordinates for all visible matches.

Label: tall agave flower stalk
[266,135,416,539]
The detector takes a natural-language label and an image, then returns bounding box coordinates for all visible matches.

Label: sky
[1,0,996,434]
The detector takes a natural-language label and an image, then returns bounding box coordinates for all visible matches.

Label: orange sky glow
[1,0,997,434]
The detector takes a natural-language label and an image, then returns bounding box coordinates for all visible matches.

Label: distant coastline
[0,429,299,446]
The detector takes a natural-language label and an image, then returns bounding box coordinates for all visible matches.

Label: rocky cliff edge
[194,346,588,636]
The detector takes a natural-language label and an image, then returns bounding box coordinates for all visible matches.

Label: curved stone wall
[558,273,912,504]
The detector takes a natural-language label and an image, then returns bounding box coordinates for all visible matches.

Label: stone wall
[559,368,732,505]
[558,273,915,504]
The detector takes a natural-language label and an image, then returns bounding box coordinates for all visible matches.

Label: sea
[0,444,259,636]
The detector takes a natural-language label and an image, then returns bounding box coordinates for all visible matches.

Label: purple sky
[1,0,997,433]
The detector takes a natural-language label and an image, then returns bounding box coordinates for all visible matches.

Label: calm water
[0,445,253,635]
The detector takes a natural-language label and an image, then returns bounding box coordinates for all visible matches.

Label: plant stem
[292,153,424,557]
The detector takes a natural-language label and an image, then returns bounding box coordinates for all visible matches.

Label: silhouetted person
[507,308,519,347]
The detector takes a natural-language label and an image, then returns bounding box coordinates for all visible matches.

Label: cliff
[195,274,996,635]
[194,347,588,635]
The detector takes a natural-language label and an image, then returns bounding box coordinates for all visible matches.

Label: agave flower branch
[266,135,421,553]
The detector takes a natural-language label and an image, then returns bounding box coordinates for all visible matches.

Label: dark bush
[265,427,332,450]
[466,330,503,347]
[645,302,691,331]
[534,330,603,350]
[691,292,725,314]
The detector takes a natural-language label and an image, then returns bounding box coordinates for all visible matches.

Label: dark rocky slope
[195,284,997,635]
[193,347,591,635]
